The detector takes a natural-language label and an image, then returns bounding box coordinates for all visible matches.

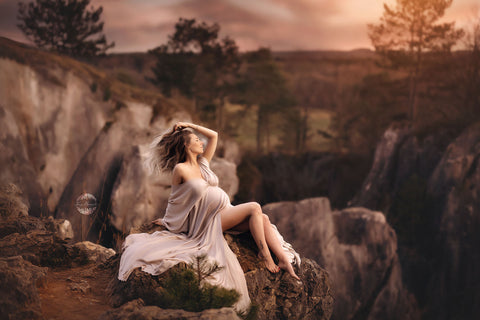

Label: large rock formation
[107,223,334,320]
[426,122,480,320]
[349,122,480,320]
[0,38,239,247]
[263,197,419,320]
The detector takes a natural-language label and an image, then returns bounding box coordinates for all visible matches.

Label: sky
[0,0,478,53]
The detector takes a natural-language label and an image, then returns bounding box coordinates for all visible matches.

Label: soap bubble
[75,193,97,215]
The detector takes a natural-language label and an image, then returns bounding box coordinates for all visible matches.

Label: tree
[368,0,464,121]
[17,0,114,57]
[461,15,480,120]
[233,48,296,153]
[149,18,240,130]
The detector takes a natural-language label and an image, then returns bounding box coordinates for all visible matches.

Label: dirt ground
[38,264,113,320]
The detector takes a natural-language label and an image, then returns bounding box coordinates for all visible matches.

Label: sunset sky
[0,0,478,52]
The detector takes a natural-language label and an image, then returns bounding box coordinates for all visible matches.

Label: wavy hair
[143,128,193,174]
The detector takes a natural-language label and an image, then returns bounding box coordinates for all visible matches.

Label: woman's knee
[249,202,262,216]
[262,213,270,224]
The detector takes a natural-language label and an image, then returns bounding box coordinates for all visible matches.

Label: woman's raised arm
[174,122,218,162]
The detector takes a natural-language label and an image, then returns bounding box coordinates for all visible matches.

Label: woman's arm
[174,122,218,162]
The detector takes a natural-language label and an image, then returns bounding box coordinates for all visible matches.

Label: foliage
[330,72,406,155]
[368,0,464,121]
[17,0,114,57]
[154,254,240,312]
[452,15,480,123]
[232,48,297,153]
[149,18,241,129]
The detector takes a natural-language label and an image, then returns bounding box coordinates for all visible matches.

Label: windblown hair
[143,128,193,174]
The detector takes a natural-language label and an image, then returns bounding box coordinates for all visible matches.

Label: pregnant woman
[118,122,300,311]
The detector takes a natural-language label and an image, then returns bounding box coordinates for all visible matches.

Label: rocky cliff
[0,38,334,319]
[350,122,480,320]
[0,183,334,320]
[263,198,419,320]
[0,37,239,247]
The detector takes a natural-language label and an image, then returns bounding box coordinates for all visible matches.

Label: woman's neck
[185,153,198,166]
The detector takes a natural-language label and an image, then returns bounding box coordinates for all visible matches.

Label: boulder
[263,197,419,320]
[107,223,333,320]
[72,241,116,265]
[99,298,241,320]
[44,216,74,240]
[0,255,48,320]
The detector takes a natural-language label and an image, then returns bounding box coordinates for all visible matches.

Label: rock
[0,183,29,218]
[263,197,419,320]
[45,216,74,240]
[0,214,47,239]
[351,125,411,209]
[425,122,480,320]
[0,184,75,241]
[0,230,70,267]
[107,223,333,320]
[0,207,114,267]
[99,298,242,320]
[72,241,116,265]
[0,255,48,320]
[109,145,172,234]
[349,121,480,319]
[351,123,452,211]
[210,157,239,201]
[69,279,92,294]
[216,138,242,165]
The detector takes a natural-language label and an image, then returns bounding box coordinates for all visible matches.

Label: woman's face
[186,134,204,154]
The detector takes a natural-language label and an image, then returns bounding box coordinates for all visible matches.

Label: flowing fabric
[118,157,300,312]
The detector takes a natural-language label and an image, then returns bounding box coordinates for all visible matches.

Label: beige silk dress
[118,157,300,312]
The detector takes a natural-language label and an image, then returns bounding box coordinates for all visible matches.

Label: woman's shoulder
[172,163,188,184]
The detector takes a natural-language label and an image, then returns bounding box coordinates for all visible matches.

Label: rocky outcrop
[349,122,480,320]
[425,122,480,320]
[263,197,419,320]
[0,38,240,246]
[0,256,48,320]
[107,223,334,320]
[99,298,242,320]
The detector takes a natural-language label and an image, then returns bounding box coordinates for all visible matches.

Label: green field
[224,103,334,153]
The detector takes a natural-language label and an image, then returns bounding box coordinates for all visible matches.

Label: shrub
[153,254,240,312]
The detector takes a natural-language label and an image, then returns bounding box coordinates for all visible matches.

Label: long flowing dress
[118,157,300,312]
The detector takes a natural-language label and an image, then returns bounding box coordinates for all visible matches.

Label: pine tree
[17,0,114,57]
[368,0,464,121]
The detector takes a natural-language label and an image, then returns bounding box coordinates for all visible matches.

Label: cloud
[1,0,479,52]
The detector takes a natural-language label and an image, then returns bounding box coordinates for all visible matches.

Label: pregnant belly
[203,186,231,214]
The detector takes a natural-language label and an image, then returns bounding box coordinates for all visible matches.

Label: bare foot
[278,260,300,280]
[258,252,280,273]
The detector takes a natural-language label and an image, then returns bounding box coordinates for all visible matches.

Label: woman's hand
[173,122,190,131]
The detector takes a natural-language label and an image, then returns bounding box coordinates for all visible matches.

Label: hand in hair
[173,122,190,131]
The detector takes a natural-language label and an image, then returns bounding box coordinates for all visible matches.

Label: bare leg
[262,214,300,280]
[221,203,280,273]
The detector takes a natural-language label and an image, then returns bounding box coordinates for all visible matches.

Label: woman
[118,122,300,311]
